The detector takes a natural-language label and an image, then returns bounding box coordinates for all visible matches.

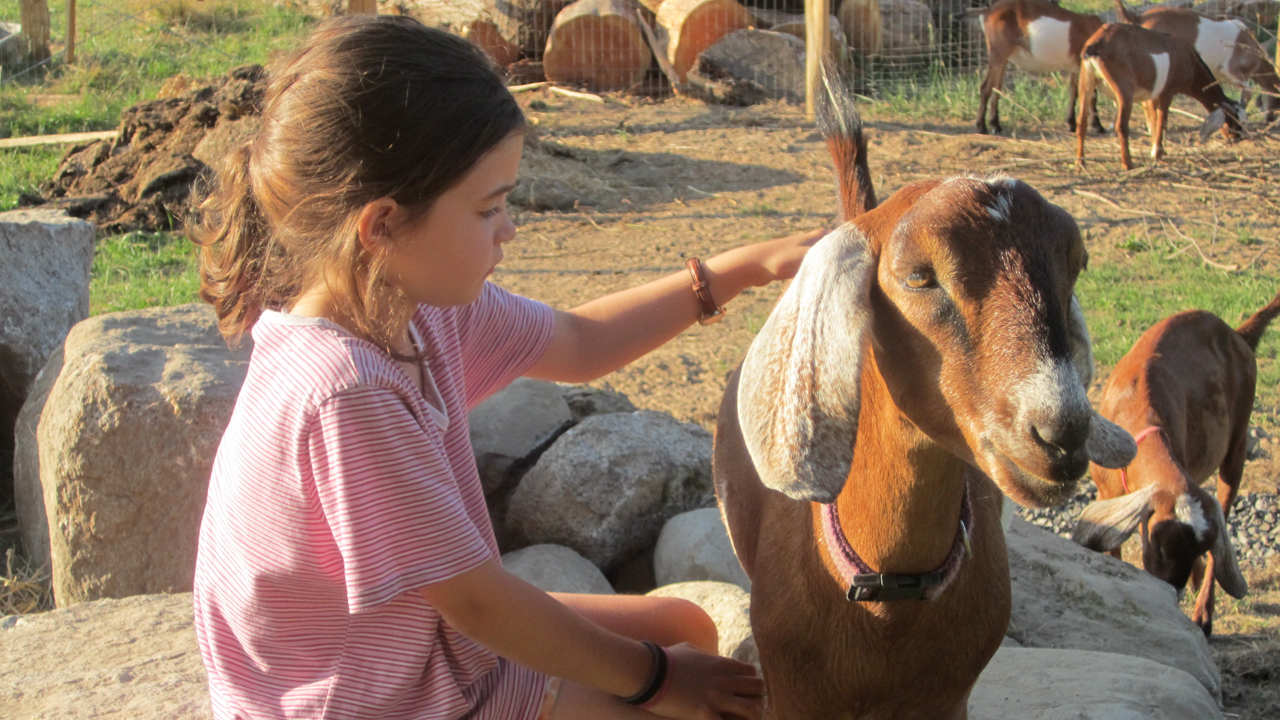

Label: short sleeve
[309,386,492,613]
[457,282,555,407]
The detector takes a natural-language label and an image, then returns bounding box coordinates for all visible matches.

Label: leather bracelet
[638,647,673,710]
[686,257,726,326]
[621,641,668,706]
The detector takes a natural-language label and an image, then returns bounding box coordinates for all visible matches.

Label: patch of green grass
[1078,251,1280,419]
[867,71,1073,129]
[91,231,201,315]
[0,146,63,211]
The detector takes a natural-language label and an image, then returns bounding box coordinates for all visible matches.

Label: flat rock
[1005,517,1221,702]
[0,593,210,719]
[20,304,251,606]
[971,647,1222,719]
[506,411,714,570]
[501,544,614,595]
[654,508,750,590]
[647,581,756,666]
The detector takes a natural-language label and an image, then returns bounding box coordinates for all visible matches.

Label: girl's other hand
[647,643,764,720]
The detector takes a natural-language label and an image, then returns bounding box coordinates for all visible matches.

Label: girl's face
[383,132,523,307]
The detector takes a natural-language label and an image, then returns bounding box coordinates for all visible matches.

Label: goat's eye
[902,268,937,290]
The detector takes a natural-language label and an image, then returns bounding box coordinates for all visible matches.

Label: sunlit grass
[91,231,201,314]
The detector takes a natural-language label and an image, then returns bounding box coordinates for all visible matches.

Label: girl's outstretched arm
[420,559,764,720]
[526,228,826,383]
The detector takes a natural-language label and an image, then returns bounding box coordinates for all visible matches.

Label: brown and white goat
[1075,22,1244,170]
[976,0,1107,135]
[1115,0,1280,124]
[713,74,1137,720]
[1074,291,1280,636]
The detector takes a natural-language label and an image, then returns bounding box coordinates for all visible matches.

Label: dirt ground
[503,91,1280,719]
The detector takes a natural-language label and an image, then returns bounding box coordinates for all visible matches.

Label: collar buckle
[847,571,942,602]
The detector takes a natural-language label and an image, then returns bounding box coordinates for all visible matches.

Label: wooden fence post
[66,0,76,65]
[804,0,830,120]
[18,0,52,63]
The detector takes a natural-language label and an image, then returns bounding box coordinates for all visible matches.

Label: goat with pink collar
[1074,289,1280,636]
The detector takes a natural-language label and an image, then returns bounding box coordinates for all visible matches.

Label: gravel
[1015,487,1280,567]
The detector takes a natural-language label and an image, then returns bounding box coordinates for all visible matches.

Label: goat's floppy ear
[1204,496,1248,598]
[1072,484,1158,552]
[737,225,873,503]
[1067,295,1138,469]
[1200,108,1226,142]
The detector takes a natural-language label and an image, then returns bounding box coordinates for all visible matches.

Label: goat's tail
[1236,288,1280,351]
[815,65,877,220]
[1112,0,1142,24]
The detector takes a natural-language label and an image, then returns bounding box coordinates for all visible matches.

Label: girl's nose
[496,207,516,244]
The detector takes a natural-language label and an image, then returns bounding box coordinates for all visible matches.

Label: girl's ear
[356,198,401,253]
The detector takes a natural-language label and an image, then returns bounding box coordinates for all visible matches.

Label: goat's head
[1074,481,1248,598]
[737,172,1137,508]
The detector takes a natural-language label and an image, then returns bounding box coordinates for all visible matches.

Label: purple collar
[820,480,974,602]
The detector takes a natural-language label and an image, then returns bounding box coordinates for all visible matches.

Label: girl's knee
[659,597,718,654]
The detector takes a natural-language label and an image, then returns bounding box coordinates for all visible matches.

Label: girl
[192,15,821,720]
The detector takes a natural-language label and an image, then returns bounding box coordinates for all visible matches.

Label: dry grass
[0,547,52,616]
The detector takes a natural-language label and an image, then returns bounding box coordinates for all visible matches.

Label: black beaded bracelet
[621,641,668,706]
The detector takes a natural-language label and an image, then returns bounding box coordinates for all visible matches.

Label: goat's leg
[1087,79,1106,135]
[1192,554,1217,637]
[1149,100,1168,163]
[1116,99,1135,170]
[1141,101,1156,136]
[1067,71,1081,133]
[1076,70,1098,168]
[978,59,1009,134]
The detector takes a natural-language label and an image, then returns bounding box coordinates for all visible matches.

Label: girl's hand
[646,642,765,720]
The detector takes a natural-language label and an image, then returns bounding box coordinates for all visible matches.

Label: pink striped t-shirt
[193,282,554,720]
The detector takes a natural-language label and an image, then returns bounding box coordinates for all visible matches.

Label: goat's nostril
[1030,417,1090,455]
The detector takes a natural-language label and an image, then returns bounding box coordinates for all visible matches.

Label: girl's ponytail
[192,142,274,348]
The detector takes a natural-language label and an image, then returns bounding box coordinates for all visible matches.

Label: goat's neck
[827,365,969,575]
[1128,428,1191,496]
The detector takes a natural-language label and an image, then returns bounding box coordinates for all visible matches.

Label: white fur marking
[1176,494,1210,542]
[1195,17,1242,84]
[1014,359,1090,427]
[1011,17,1076,73]
[987,193,1013,223]
[1134,53,1170,103]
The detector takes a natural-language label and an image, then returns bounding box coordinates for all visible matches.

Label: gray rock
[970,647,1222,719]
[0,209,95,505]
[654,508,750,591]
[501,544,614,595]
[558,384,637,421]
[1005,517,1221,703]
[470,378,573,495]
[24,304,251,606]
[647,581,756,667]
[506,411,714,570]
[0,593,210,719]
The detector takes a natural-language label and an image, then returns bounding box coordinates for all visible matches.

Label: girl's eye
[903,268,937,290]
[480,206,502,219]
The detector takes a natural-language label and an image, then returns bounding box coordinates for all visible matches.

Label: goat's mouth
[979,438,1081,509]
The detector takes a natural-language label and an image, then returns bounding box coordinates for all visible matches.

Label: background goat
[713,73,1137,719]
[1115,0,1279,124]
[1074,290,1280,636]
[975,0,1107,135]
[1075,22,1243,170]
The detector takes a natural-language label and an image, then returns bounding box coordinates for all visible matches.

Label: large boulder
[647,581,756,666]
[501,544,614,595]
[971,647,1222,719]
[1005,517,1221,702]
[17,304,251,607]
[0,593,210,719]
[506,411,714,570]
[654,508,750,590]
[0,209,94,507]
[469,378,573,495]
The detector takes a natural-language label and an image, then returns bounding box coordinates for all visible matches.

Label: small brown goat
[1074,291,1280,636]
[1115,0,1280,124]
[976,0,1107,135]
[1075,22,1244,170]
[713,73,1137,719]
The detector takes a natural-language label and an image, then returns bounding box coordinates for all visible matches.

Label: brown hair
[193,15,525,349]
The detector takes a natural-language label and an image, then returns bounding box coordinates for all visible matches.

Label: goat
[1075,22,1244,170]
[712,72,1137,719]
[975,0,1108,135]
[1074,291,1280,636]
[1114,0,1279,124]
